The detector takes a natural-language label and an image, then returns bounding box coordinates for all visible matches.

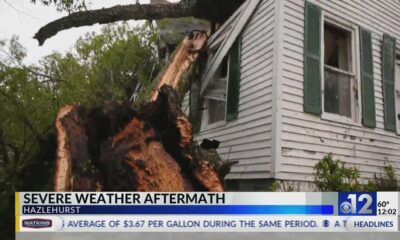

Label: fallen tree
[33,0,245,46]
[54,31,225,192]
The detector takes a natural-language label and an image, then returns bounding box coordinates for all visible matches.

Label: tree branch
[0,89,43,141]
[0,127,10,164]
[34,2,198,46]
[24,67,70,85]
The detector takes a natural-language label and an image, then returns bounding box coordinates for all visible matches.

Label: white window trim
[320,12,362,127]
[200,56,230,131]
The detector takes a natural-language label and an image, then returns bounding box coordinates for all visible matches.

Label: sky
[0,0,165,64]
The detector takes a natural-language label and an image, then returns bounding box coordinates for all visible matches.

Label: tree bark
[34,2,197,46]
[34,0,245,46]
[150,30,207,101]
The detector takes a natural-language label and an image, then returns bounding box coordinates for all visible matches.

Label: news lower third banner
[15,192,400,232]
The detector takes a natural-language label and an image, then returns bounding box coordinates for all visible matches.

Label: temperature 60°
[378,201,390,208]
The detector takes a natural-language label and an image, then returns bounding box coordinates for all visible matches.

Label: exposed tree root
[55,86,224,192]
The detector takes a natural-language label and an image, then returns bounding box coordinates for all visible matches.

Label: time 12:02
[378,209,397,215]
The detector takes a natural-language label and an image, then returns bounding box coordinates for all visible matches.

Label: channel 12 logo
[338,192,377,216]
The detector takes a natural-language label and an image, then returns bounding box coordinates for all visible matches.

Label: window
[208,99,226,123]
[322,20,359,122]
[197,36,241,131]
[204,56,228,125]
[304,3,375,127]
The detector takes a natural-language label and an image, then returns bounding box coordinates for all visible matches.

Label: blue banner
[22,205,334,215]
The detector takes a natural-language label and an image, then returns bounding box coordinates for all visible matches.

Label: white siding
[279,0,400,182]
[196,0,276,179]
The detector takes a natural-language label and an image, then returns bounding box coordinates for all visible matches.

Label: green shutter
[360,28,376,128]
[226,36,241,121]
[382,34,396,132]
[189,79,202,133]
[303,1,322,115]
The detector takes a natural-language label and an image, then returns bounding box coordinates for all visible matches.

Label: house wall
[278,0,400,182]
[193,0,277,180]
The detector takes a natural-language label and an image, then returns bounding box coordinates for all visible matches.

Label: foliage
[269,155,400,193]
[72,23,160,103]
[31,0,88,13]
[0,35,27,65]
[270,181,279,192]
[37,23,160,105]
[363,164,399,191]
[313,153,361,191]
[270,180,299,192]
[0,23,160,239]
[314,154,399,192]
[375,164,399,190]
[0,37,57,240]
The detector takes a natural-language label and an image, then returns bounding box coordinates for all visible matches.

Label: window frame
[320,13,362,126]
[200,55,230,131]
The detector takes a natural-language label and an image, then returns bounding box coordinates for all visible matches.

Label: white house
[185,0,400,190]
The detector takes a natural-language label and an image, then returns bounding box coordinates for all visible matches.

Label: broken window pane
[324,22,353,118]
[324,69,351,117]
[324,24,350,71]
[208,99,226,124]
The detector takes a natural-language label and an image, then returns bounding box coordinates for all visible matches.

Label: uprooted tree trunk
[54,31,225,192]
